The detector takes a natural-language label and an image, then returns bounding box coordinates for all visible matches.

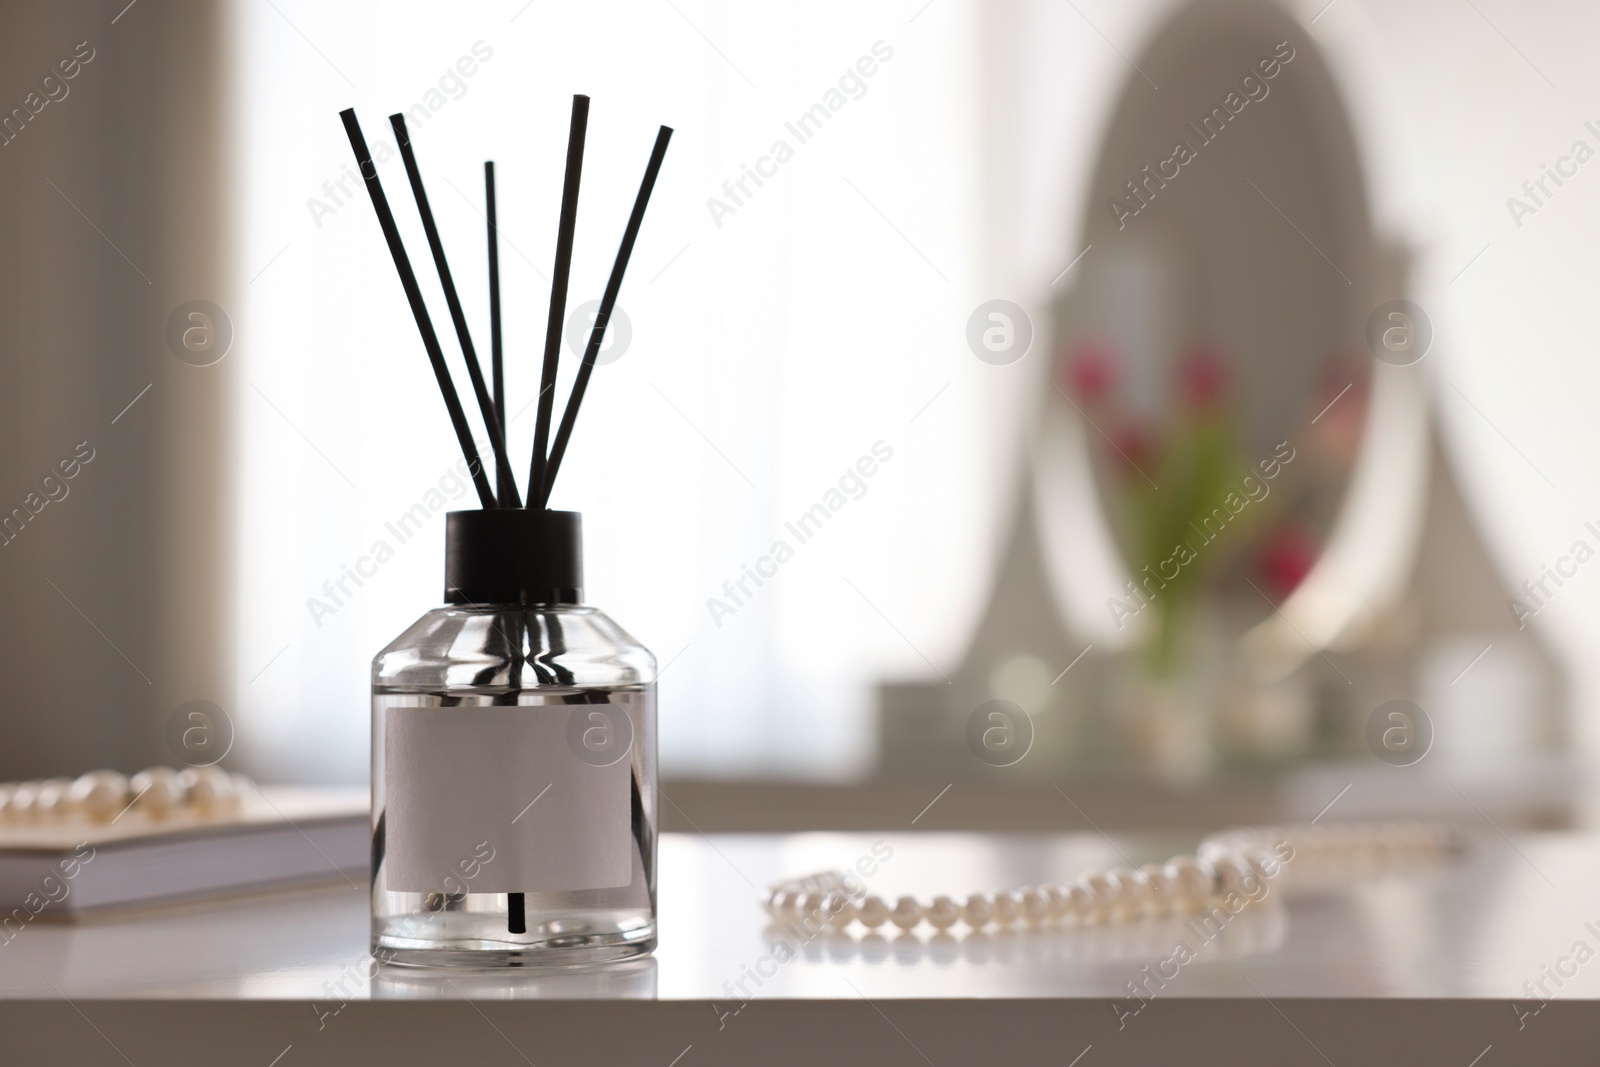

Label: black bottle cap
[444,509,583,606]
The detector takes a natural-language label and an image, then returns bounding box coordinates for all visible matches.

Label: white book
[0,786,367,917]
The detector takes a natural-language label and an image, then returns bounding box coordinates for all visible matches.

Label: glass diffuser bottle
[340,93,672,968]
[371,509,658,966]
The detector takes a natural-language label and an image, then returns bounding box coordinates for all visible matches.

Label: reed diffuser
[341,96,671,967]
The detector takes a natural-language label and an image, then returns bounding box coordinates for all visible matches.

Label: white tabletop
[0,830,1594,1002]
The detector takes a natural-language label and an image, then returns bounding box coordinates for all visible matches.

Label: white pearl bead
[1079,872,1116,922]
[857,895,890,928]
[176,767,239,812]
[1213,852,1267,905]
[1138,863,1173,916]
[0,782,16,820]
[925,895,959,930]
[34,778,74,817]
[959,892,992,928]
[130,768,183,817]
[796,892,825,925]
[7,781,42,819]
[66,771,130,822]
[821,891,858,928]
[990,890,1021,926]
[1106,867,1143,918]
[1066,880,1095,924]
[1164,855,1215,915]
[1019,886,1050,925]
[774,889,801,919]
[1045,883,1071,921]
[890,896,923,930]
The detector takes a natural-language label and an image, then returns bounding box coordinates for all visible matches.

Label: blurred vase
[1120,665,1214,785]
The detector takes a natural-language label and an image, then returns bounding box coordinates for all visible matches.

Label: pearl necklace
[0,766,252,823]
[763,822,1462,932]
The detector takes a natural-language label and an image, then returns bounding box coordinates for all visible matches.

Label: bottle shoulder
[373,604,656,691]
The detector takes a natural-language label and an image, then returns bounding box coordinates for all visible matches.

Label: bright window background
[234,0,1600,797]
[231,0,1012,784]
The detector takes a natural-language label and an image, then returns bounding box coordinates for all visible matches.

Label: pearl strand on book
[0,767,251,823]
[763,822,1463,933]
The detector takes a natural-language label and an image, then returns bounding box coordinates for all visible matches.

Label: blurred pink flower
[1176,341,1230,410]
[1258,524,1318,599]
[1108,420,1154,478]
[1058,339,1118,403]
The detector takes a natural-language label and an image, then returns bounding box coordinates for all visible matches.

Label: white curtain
[231,0,1016,782]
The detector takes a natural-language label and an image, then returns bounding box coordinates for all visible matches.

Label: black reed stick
[485,161,512,505]
[340,108,495,508]
[390,114,522,508]
[528,94,590,507]
[541,126,673,507]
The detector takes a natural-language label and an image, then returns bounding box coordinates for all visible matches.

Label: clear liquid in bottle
[371,604,656,968]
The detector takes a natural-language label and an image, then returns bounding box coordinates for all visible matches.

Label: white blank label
[385,705,631,893]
